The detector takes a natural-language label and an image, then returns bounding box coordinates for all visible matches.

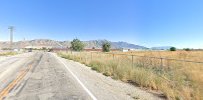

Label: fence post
[160,58,163,67]
[85,52,86,63]
[132,55,134,68]
[91,52,92,61]
[80,51,81,61]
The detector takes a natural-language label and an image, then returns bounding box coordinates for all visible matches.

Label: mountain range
[0,39,148,49]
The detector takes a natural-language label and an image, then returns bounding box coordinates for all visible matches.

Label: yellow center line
[0,65,33,100]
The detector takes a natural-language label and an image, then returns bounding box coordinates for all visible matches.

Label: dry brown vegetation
[58,51,203,100]
[0,52,17,56]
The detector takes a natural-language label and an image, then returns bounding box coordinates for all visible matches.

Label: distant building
[84,48,119,52]
[120,48,146,52]
[24,46,53,50]
[52,48,68,52]
[84,48,102,52]
[13,48,19,52]
[121,48,129,52]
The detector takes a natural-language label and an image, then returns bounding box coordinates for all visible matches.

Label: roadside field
[58,51,203,100]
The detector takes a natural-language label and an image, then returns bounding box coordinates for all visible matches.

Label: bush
[102,42,111,52]
[184,48,190,51]
[170,47,176,51]
[70,39,85,51]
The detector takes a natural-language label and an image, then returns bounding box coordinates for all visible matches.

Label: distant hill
[111,41,147,49]
[0,39,147,49]
[151,46,172,50]
[82,40,147,49]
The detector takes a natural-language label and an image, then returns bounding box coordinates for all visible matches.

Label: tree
[70,39,84,51]
[170,47,176,51]
[184,48,190,51]
[42,47,46,50]
[102,42,111,52]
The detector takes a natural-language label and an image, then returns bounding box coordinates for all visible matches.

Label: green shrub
[70,39,85,51]
[170,47,176,51]
[184,48,191,51]
[102,42,111,52]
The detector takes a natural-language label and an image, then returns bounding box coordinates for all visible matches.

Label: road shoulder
[54,53,165,100]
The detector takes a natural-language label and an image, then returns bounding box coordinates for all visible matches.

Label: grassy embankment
[58,51,203,100]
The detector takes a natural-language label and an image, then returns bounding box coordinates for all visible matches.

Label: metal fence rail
[67,51,203,67]
[63,51,203,79]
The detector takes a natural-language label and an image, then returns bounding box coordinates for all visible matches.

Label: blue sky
[0,0,203,48]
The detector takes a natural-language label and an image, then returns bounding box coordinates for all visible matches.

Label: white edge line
[52,53,97,100]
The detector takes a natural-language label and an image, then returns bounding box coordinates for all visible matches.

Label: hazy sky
[0,0,203,48]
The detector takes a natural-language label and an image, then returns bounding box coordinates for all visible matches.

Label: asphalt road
[0,52,164,100]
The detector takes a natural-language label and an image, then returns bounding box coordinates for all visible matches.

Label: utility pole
[8,26,14,50]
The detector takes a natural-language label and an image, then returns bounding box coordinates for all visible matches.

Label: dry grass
[58,51,203,100]
[0,52,17,56]
[119,51,203,62]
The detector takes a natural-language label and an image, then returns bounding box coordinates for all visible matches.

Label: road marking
[0,65,32,100]
[52,53,98,100]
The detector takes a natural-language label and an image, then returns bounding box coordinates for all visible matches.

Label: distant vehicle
[14,49,19,52]
[47,49,53,52]
[28,48,32,52]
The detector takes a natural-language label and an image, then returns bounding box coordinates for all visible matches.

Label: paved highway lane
[0,52,164,100]
[1,52,91,100]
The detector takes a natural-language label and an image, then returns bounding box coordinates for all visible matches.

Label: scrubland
[58,51,203,100]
